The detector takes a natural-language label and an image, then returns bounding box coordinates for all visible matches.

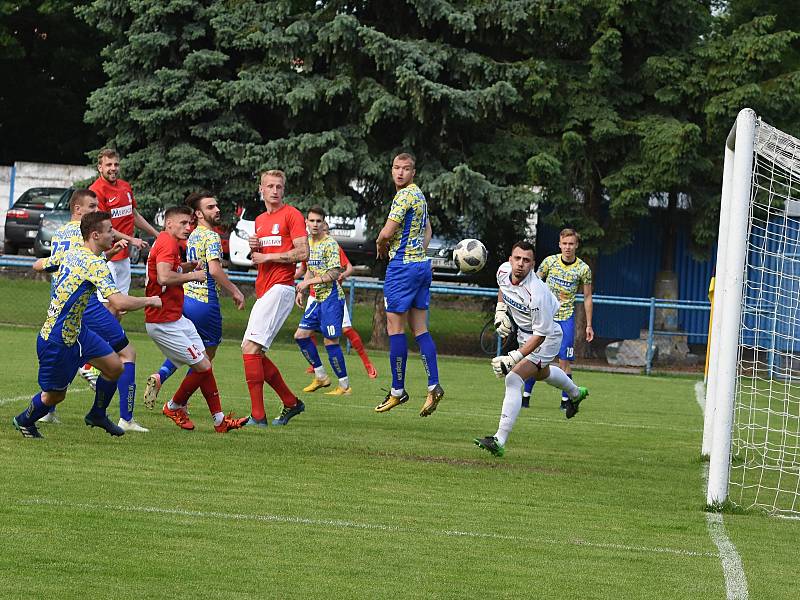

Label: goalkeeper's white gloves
[491,350,524,378]
[494,302,513,338]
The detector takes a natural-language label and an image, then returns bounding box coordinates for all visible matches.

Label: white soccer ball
[452,238,488,273]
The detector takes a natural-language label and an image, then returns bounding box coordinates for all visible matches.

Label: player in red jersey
[89,148,159,299]
[145,206,246,433]
[297,222,377,378]
[241,170,309,427]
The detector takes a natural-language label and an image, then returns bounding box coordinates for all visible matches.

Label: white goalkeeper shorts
[305,295,352,328]
[242,284,295,350]
[518,329,563,368]
[146,316,206,367]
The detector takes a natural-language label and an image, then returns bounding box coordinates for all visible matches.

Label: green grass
[0,275,489,353]
[1,323,799,598]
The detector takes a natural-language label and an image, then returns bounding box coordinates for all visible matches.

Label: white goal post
[705,108,800,516]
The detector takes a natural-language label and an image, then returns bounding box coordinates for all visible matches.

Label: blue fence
[0,255,710,374]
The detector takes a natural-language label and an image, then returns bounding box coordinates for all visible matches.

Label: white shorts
[146,316,206,366]
[305,296,351,328]
[99,259,131,302]
[518,329,562,368]
[242,284,295,350]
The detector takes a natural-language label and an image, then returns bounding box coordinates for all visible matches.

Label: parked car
[427,236,461,279]
[229,210,375,271]
[33,188,72,257]
[4,187,67,254]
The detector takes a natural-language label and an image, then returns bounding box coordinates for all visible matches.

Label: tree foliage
[0,0,106,164]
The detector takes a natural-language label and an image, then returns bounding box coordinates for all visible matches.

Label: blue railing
[0,255,711,374]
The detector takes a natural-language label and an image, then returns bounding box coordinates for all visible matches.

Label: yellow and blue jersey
[40,245,119,346]
[537,255,592,321]
[42,221,83,285]
[184,225,223,305]
[308,235,344,301]
[387,183,429,264]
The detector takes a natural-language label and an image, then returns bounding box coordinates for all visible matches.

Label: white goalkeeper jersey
[496,261,562,340]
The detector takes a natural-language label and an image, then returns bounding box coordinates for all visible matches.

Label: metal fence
[0,255,710,374]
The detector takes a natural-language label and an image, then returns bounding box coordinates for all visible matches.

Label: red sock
[172,370,207,406]
[243,354,266,420]
[199,368,222,415]
[344,328,371,366]
[261,356,297,407]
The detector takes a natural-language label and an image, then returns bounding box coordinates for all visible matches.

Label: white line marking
[696,381,749,600]
[0,388,92,407]
[20,497,717,559]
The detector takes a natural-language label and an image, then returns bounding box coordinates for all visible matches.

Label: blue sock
[16,393,49,426]
[524,378,535,395]
[325,344,348,379]
[118,362,136,421]
[562,373,572,400]
[89,377,118,417]
[389,333,408,390]
[296,337,323,367]
[415,332,439,387]
[158,360,178,384]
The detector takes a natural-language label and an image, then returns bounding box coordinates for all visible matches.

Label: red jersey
[90,176,137,262]
[309,247,350,298]
[145,232,184,323]
[253,204,307,298]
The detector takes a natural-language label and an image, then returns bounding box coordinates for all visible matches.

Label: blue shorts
[384,260,432,313]
[83,296,129,353]
[183,296,223,347]
[556,315,575,361]
[37,328,113,392]
[299,294,345,339]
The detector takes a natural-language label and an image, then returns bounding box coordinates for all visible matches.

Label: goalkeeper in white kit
[474,241,589,457]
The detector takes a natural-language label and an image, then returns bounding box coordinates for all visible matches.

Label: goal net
[705,109,800,517]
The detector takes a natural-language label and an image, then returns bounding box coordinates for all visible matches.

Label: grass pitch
[0,323,798,599]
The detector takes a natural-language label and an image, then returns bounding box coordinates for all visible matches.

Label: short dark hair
[185,190,215,212]
[511,240,535,256]
[69,189,97,213]
[81,211,111,240]
[164,205,193,220]
[307,205,326,219]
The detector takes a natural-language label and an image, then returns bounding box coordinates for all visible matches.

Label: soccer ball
[452,239,488,273]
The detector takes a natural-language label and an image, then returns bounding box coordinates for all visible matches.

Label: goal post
[705,108,800,515]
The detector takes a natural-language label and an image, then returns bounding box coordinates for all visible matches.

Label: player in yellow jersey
[294,206,351,396]
[514,228,593,409]
[375,153,443,417]
[13,212,161,439]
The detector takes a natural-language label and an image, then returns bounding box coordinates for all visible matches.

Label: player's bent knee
[42,390,66,406]
[192,357,212,373]
[118,344,135,362]
[505,371,525,388]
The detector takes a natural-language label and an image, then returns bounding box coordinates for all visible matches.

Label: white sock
[427,383,438,392]
[494,372,525,445]
[338,377,349,389]
[391,387,405,397]
[213,411,224,426]
[314,365,327,379]
[167,399,181,411]
[544,366,579,399]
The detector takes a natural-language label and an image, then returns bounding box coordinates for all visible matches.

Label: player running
[517,228,593,409]
[145,206,246,433]
[375,153,443,417]
[297,221,377,379]
[13,212,161,439]
[241,170,308,427]
[32,189,148,432]
[294,206,351,396]
[474,241,589,457]
[143,191,245,407]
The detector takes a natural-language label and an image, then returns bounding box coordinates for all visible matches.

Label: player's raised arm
[107,292,162,313]
[253,235,309,264]
[156,261,205,287]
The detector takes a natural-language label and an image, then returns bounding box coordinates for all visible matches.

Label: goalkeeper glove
[494,302,513,338]
[491,350,524,378]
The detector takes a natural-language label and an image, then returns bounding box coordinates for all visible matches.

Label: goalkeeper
[474,241,588,457]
